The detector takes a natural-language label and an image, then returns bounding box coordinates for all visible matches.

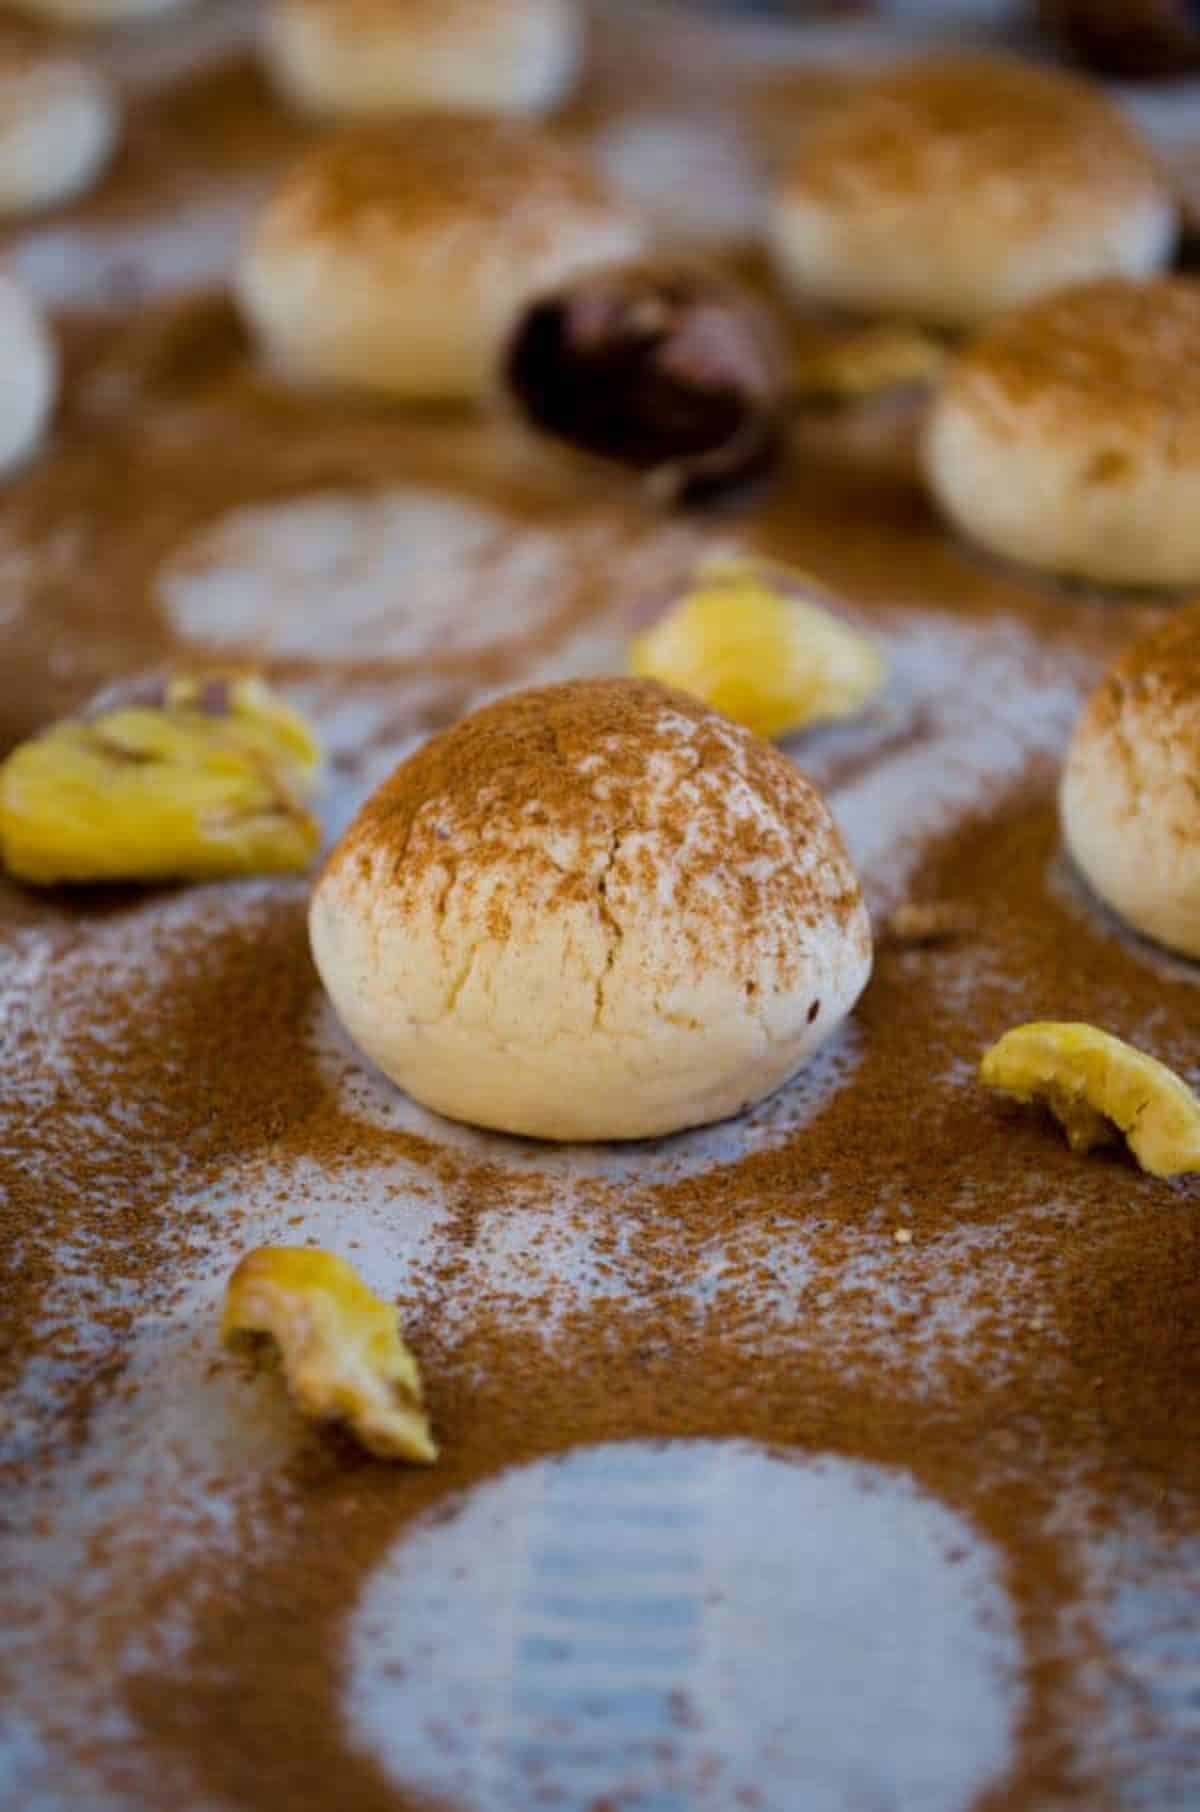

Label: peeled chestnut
[506,261,785,509]
[1037,0,1200,80]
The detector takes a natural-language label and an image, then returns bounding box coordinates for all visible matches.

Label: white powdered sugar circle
[9,193,264,314]
[157,488,579,663]
[346,1440,1023,1812]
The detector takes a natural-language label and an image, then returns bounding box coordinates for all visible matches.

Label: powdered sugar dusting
[3,1258,300,1812]
[9,193,263,312]
[1083,1515,1200,1807]
[0,880,298,1467]
[346,1442,1022,1812]
[159,489,577,662]
[811,608,1087,913]
[158,486,708,670]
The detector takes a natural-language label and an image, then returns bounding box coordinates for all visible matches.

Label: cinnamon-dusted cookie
[236,120,646,402]
[926,278,1200,587]
[1061,606,1200,958]
[309,677,872,1141]
[262,0,581,120]
[768,54,1176,330]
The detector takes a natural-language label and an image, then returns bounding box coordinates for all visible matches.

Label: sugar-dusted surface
[1,5,1199,1812]
[158,487,704,667]
[346,1442,1024,1812]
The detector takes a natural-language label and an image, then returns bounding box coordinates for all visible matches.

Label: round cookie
[236,121,646,401]
[0,276,56,476]
[262,0,581,120]
[925,278,1200,588]
[0,53,116,218]
[310,678,873,1143]
[1061,607,1200,959]
[768,55,1176,330]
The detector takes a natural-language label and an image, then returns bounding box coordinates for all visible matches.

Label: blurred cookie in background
[237,120,646,402]
[768,54,1176,330]
[262,0,582,121]
[740,63,859,176]
[925,276,1200,587]
[1061,605,1200,959]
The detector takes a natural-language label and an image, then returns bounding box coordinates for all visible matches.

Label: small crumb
[893,1227,913,1245]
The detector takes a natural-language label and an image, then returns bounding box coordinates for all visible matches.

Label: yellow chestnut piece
[790,322,947,402]
[222,1246,437,1463]
[629,557,885,741]
[0,673,321,885]
[980,1021,1200,1180]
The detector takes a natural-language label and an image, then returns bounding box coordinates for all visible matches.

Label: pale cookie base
[263,0,581,119]
[770,188,1175,332]
[1062,715,1200,960]
[927,379,1200,586]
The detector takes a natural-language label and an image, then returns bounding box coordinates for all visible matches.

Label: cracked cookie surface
[309,676,872,1142]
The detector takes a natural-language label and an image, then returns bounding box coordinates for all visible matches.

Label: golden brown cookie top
[263,117,620,246]
[781,54,1164,221]
[328,676,869,987]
